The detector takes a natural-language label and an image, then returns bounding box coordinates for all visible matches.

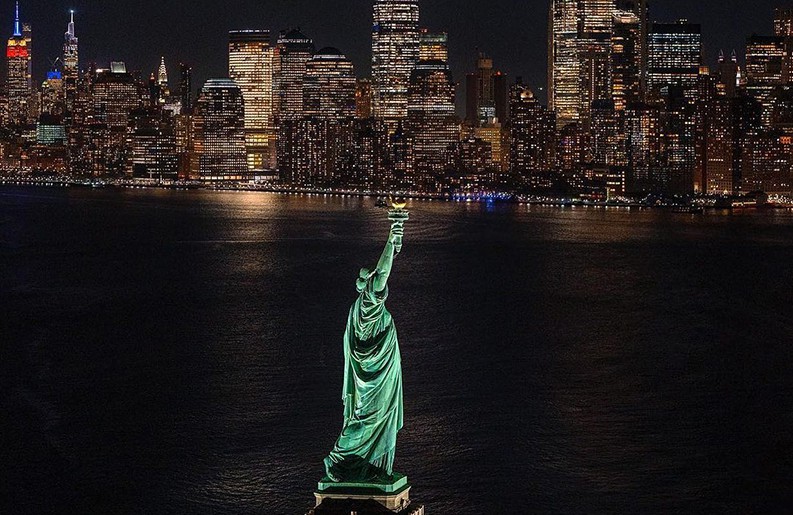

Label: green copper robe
[323,274,404,482]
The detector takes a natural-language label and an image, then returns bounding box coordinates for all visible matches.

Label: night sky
[3,0,785,105]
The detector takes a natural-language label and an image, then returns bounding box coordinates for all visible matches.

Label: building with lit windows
[36,113,66,145]
[350,118,390,189]
[466,54,509,127]
[277,47,358,187]
[576,0,614,127]
[179,64,193,113]
[407,59,458,182]
[63,10,78,118]
[41,69,65,117]
[274,28,315,124]
[509,82,556,177]
[745,35,785,127]
[303,48,356,120]
[419,30,448,62]
[741,130,793,195]
[229,30,275,172]
[126,107,178,180]
[356,79,373,119]
[92,63,141,131]
[624,103,661,193]
[191,79,247,181]
[371,0,420,130]
[775,8,793,83]
[548,0,580,128]
[647,21,702,101]
[7,2,33,126]
[611,10,642,111]
[156,57,170,104]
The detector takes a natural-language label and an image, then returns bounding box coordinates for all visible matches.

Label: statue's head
[356,268,374,293]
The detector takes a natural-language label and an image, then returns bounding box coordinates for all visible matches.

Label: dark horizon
[1,0,785,107]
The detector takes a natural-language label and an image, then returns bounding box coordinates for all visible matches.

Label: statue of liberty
[323,203,409,484]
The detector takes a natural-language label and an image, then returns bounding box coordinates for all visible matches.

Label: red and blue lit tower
[7,1,33,126]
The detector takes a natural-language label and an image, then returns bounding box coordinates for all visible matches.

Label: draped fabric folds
[323,275,404,483]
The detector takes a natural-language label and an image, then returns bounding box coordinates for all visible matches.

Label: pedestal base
[308,474,424,514]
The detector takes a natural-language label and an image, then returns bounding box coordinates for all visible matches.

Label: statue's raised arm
[372,205,408,292]
[323,202,409,485]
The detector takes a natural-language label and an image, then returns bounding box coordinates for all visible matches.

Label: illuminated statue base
[308,474,424,514]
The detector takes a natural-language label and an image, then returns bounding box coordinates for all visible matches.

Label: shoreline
[2,176,792,211]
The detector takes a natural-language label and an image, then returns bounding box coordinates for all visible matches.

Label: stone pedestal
[307,474,424,515]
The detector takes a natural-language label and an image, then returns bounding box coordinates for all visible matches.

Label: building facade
[371,0,420,130]
[229,30,275,171]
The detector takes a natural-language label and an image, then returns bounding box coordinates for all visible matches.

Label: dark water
[2,186,792,514]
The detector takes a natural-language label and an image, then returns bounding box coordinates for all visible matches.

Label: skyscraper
[371,0,420,130]
[179,63,193,113]
[548,0,580,128]
[191,79,247,181]
[775,8,793,83]
[407,44,458,183]
[611,10,642,111]
[63,10,78,118]
[274,28,315,123]
[745,35,786,126]
[715,50,739,98]
[158,57,169,94]
[509,81,556,177]
[229,30,275,171]
[126,107,178,180]
[419,30,448,62]
[281,48,357,187]
[41,68,65,117]
[647,21,702,101]
[577,0,614,127]
[92,63,141,131]
[7,1,33,126]
[303,48,356,120]
[466,54,494,126]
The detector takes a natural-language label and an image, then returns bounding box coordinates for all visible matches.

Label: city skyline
[1,0,787,109]
[2,0,792,199]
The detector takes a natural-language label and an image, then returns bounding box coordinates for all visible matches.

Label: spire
[158,56,168,86]
[67,9,75,38]
[14,1,21,37]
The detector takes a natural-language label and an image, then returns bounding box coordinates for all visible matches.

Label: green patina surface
[317,473,409,494]
[322,207,410,485]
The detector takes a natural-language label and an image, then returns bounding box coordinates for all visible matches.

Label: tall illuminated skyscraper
[41,68,65,117]
[548,0,580,128]
[407,37,457,182]
[371,0,420,130]
[229,30,275,171]
[509,81,556,176]
[63,9,78,118]
[279,48,357,187]
[419,30,447,62]
[577,0,614,126]
[647,21,702,101]
[7,2,33,126]
[775,8,793,83]
[158,57,168,89]
[274,28,314,122]
[303,48,356,120]
[745,35,785,126]
[611,10,642,111]
[191,79,247,181]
